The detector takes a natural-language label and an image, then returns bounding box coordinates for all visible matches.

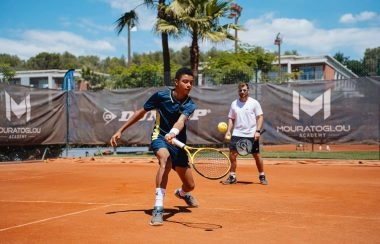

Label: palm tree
[115,1,173,86]
[146,0,172,86]
[115,10,139,66]
[162,0,238,82]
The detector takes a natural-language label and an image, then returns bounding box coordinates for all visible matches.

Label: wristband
[256,130,261,134]
[169,128,179,136]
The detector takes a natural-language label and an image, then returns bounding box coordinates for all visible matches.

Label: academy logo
[1,92,41,140]
[5,92,31,122]
[293,89,331,120]
[276,88,351,139]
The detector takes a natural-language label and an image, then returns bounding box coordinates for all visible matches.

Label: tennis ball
[217,122,228,133]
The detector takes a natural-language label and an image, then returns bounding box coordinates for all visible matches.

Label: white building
[3,69,82,89]
[269,55,359,81]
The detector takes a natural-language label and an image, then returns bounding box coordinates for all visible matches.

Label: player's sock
[230,172,236,178]
[259,172,265,176]
[154,188,166,207]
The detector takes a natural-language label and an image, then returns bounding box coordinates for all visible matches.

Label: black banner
[1,77,379,146]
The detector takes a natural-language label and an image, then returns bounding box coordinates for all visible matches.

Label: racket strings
[236,139,252,156]
[192,149,230,179]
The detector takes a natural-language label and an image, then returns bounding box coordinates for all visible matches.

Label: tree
[26,52,61,70]
[204,44,275,84]
[333,51,350,64]
[163,0,238,83]
[114,1,174,85]
[59,51,80,69]
[0,63,16,83]
[115,10,139,66]
[155,0,172,86]
[0,54,24,70]
[284,50,299,56]
[363,47,380,76]
[334,51,366,76]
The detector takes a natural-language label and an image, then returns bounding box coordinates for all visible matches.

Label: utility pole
[274,33,283,81]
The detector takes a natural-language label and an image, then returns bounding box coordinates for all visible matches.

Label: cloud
[0,30,115,60]
[339,11,378,24]
[105,0,156,31]
[235,14,380,59]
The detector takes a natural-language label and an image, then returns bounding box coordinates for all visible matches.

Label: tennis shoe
[259,175,268,185]
[150,206,164,226]
[221,175,237,185]
[174,189,199,207]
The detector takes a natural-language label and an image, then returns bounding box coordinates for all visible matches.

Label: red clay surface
[0,145,379,243]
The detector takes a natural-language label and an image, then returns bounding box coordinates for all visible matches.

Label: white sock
[154,188,165,207]
[259,172,265,176]
[230,172,236,178]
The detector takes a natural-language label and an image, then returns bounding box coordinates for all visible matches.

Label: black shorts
[229,136,260,154]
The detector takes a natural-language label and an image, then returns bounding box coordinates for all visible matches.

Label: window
[299,65,323,80]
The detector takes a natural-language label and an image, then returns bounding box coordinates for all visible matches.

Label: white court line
[0,199,131,206]
[1,201,378,232]
[0,172,74,182]
[0,204,113,232]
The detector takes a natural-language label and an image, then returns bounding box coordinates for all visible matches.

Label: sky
[0,0,379,61]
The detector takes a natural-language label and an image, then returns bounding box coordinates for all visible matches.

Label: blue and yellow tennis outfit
[143,89,196,168]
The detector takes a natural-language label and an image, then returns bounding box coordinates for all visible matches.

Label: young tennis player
[110,67,199,226]
[221,82,268,185]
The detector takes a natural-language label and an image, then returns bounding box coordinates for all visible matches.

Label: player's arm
[165,114,189,142]
[227,118,234,134]
[255,114,264,140]
[110,108,147,147]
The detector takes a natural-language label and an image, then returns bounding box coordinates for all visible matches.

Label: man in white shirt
[221,82,268,185]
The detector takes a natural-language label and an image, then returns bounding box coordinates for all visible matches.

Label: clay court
[1,146,379,243]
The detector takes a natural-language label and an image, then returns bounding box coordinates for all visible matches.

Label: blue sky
[0,0,379,61]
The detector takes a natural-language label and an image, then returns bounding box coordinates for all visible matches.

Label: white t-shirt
[228,97,263,137]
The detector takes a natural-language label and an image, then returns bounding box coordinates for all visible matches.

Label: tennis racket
[236,129,266,156]
[172,138,231,180]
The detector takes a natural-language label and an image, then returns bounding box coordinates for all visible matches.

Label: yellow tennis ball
[217,122,228,133]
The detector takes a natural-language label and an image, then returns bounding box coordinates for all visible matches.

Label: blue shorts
[151,137,190,169]
[229,136,260,154]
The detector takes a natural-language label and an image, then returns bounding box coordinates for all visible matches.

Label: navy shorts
[151,137,190,169]
[229,136,260,154]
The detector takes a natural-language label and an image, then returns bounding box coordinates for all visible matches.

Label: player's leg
[150,141,172,226]
[221,150,238,184]
[174,166,199,207]
[252,139,268,185]
[221,136,239,184]
[253,153,268,185]
[155,148,172,189]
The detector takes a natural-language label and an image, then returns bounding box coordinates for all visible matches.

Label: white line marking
[0,204,112,232]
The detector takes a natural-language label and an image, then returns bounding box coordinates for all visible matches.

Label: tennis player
[221,82,268,185]
[110,67,199,226]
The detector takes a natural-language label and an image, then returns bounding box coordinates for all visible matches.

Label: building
[4,69,82,89]
[269,55,359,82]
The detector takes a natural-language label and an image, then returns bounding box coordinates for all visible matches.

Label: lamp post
[228,3,242,53]
[274,33,282,81]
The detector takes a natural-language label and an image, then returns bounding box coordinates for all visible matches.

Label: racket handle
[172,138,186,148]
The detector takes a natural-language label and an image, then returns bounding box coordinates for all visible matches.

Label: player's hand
[110,132,121,147]
[165,133,176,144]
[254,131,260,141]
[225,132,231,141]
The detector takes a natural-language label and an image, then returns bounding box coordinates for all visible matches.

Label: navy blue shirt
[143,89,196,143]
